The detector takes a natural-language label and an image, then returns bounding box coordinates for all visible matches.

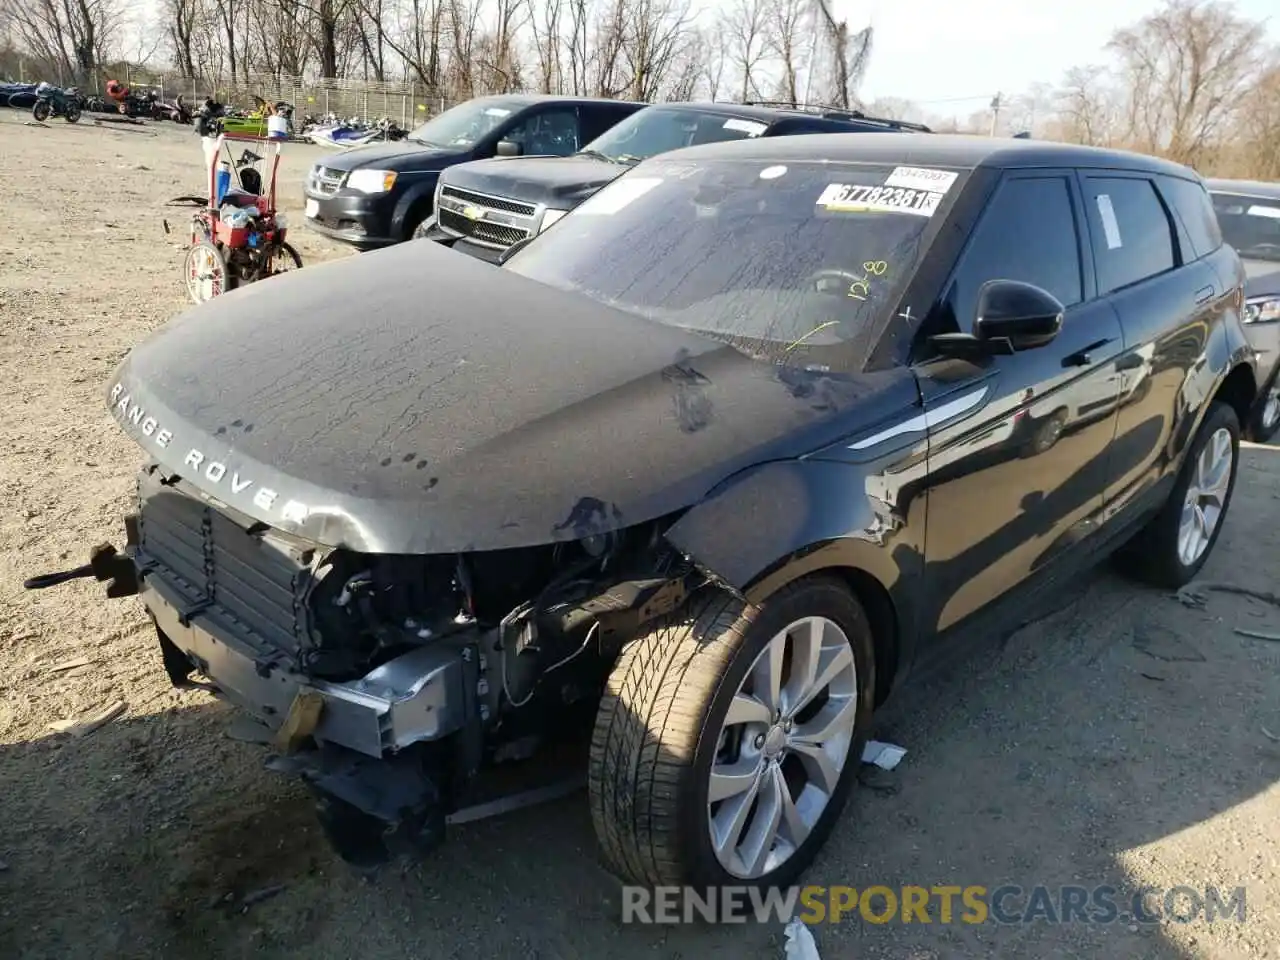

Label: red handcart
[184,133,303,303]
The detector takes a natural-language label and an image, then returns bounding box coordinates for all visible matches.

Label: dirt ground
[1,108,1278,960]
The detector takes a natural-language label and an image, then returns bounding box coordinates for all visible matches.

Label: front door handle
[1195,285,1215,304]
[1062,337,1115,368]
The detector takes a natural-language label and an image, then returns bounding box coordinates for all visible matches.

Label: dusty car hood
[319,141,464,173]
[107,242,913,553]
[441,155,621,208]
[1242,258,1280,297]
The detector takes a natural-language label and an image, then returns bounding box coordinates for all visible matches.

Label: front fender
[663,456,927,693]
[390,174,440,239]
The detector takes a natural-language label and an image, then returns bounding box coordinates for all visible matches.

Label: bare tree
[764,0,807,103]
[1106,0,1269,165]
[720,0,768,102]
[9,0,127,83]
[811,0,872,109]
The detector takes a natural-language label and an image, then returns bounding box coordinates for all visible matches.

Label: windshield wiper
[615,154,643,165]
[408,136,440,147]
[577,148,618,163]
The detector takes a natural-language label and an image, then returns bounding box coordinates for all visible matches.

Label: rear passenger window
[1083,178,1176,294]
[1160,176,1223,258]
[949,177,1082,329]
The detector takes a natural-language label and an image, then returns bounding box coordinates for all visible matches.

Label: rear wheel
[32,99,51,122]
[589,576,875,888]
[1113,401,1240,587]
[64,104,81,123]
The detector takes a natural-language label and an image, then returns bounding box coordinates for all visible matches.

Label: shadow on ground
[1,445,1277,960]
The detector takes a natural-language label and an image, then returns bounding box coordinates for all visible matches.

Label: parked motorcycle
[32,82,83,123]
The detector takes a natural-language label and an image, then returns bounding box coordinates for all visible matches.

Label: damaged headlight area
[104,464,696,867]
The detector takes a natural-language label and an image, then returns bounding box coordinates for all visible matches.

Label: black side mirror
[974,280,1064,350]
[930,279,1064,358]
[496,140,522,157]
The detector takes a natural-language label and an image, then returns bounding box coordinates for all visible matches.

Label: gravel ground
[1,109,1278,960]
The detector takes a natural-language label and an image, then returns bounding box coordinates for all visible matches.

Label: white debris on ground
[861,740,907,770]
[783,916,821,960]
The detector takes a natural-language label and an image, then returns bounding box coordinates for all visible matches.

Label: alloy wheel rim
[1177,426,1234,566]
[1263,388,1280,432]
[707,616,858,880]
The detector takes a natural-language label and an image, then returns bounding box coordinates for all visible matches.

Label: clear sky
[844,0,1279,107]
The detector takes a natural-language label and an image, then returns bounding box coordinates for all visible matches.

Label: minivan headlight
[1244,296,1280,324]
[346,169,397,194]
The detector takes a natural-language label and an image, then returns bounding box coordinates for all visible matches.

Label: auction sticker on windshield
[817,182,943,217]
[883,166,959,193]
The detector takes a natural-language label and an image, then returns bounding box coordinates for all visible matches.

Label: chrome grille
[437,209,529,248]
[307,164,346,196]
[440,185,536,217]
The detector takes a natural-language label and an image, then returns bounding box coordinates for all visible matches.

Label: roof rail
[740,99,932,133]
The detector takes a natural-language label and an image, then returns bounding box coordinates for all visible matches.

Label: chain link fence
[17,61,460,126]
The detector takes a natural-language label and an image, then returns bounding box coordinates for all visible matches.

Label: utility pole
[989,92,1002,136]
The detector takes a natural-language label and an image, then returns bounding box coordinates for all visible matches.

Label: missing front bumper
[143,575,469,759]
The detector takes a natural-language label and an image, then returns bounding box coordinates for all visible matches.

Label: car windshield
[505,158,963,365]
[406,98,521,148]
[1211,191,1280,262]
[580,108,770,164]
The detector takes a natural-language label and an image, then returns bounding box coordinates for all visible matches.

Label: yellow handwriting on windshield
[785,320,840,352]
[848,260,889,301]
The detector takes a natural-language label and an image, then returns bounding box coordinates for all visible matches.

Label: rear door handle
[1195,285,1215,304]
[1062,337,1115,368]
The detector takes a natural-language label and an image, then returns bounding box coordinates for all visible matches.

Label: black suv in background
[420,100,931,261]
[302,94,645,250]
[1206,178,1280,440]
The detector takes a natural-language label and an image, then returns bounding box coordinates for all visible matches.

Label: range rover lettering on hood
[109,381,311,522]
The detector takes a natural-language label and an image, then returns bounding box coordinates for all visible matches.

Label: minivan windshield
[506,158,962,364]
[580,107,770,165]
[407,97,521,149]
[1210,191,1280,262]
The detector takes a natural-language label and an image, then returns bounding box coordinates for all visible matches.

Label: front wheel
[589,576,875,888]
[185,240,230,303]
[1112,400,1240,587]
[32,99,51,122]
[1247,373,1280,443]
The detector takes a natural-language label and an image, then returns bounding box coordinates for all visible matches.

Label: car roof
[1204,178,1280,200]
[641,100,931,132]
[656,131,1198,176]
[475,93,647,108]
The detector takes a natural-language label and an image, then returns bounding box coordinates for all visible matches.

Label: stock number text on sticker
[817,183,942,217]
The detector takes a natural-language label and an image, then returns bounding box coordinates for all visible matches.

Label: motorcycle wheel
[32,100,51,122]
[65,104,82,123]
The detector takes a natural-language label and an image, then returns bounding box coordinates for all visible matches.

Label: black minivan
[302,94,645,250]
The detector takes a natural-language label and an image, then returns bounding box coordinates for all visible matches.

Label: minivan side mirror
[496,139,522,157]
[930,279,1064,358]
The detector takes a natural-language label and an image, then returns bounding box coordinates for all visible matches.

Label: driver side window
[503,108,580,156]
[946,177,1084,332]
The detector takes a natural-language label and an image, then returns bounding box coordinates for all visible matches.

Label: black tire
[408,211,434,241]
[272,241,304,275]
[1112,401,1241,588]
[32,99,51,122]
[1246,372,1280,443]
[64,104,81,123]
[588,575,876,889]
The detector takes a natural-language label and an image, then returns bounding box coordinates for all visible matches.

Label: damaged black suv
[33,133,1258,889]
